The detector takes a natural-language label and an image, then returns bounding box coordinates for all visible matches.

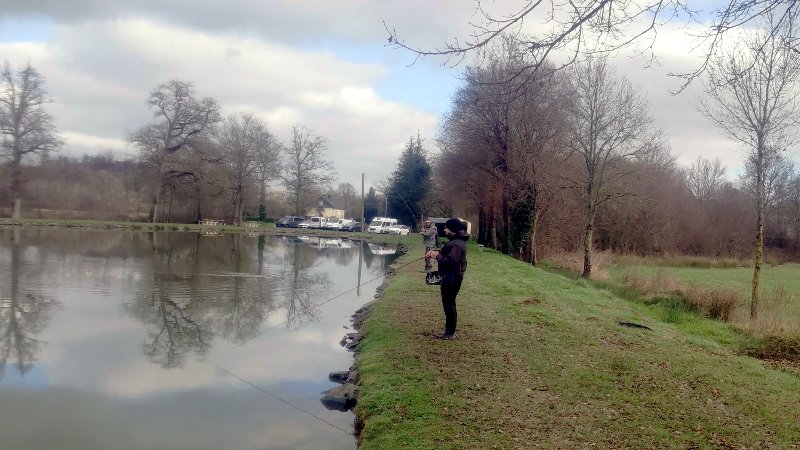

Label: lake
[0,228,397,450]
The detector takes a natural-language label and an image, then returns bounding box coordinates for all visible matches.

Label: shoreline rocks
[321,259,402,427]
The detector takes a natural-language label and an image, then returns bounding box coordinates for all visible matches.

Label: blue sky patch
[0,15,55,43]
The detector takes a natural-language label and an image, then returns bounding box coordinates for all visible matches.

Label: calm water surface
[0,229,397,450]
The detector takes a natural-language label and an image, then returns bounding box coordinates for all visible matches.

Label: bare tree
[217,111,274,225]
[0,61,64,218]
[253,127,281,217]
[386,0,800,91]
[128,79,221,223]
[682,156,728,205]
[280,124,336,216]
[566,57,665,277]
[336,182,359,218]
[698,19,800,317]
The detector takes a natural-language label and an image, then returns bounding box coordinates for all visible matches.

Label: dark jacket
[435,230,469,285]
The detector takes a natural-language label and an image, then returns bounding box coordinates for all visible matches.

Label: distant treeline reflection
[0,229,389,375]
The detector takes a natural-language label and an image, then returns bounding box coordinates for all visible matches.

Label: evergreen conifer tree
[387,133,431,227]
[364,187,380,223]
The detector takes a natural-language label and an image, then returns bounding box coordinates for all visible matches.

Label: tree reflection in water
[128,232,333,368]
[0,230,59,380]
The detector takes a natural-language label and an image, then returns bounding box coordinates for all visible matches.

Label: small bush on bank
[737,286,800,358]
[680,284,740,322]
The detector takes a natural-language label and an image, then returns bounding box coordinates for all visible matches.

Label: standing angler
[425,218,469,339]
[420,219,439,272]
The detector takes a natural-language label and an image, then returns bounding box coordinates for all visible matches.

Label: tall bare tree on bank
[253,126,281,219]
[386,0,800,90]
[218,111,275,226]
[698,20,800,317]
[566,58,664,278]
[0,62,64,218]
[280,124,335,216]
[128,79,221,223]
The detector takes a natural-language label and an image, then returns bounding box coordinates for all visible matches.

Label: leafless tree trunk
[217,111,274,226]
[0,61,64,218]
[699,18,800,317]
[566,57,665,278]
[128,79,220,223]
[279,124,335,216]
[337,182,359,218]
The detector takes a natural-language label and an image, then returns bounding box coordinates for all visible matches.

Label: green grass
[354,242,800,449]
[606,263,800,295]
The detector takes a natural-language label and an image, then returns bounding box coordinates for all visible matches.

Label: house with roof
[309,195,346,219]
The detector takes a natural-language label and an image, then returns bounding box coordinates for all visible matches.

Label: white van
[368,217,398,234]
[299,216,326,229]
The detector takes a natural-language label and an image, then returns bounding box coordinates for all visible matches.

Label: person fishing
[424,218,469,340]
[420,219,439,272]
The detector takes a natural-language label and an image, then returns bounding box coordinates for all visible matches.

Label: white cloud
[2,16,439,188]
[60,132,127,152]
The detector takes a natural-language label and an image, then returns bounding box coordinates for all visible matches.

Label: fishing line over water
[227,254,425,351]
[202,246,425,435]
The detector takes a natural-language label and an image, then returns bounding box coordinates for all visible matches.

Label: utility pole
[361,173,365,233]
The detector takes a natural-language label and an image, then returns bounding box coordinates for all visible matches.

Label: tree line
[3,18,800,299]
[429,31,800,290]
[0,69,344,225]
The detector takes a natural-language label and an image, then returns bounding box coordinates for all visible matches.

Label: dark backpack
[456,239,467,274]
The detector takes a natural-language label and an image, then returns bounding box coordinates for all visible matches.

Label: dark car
[276,216,304,228]
[342,221,362,232]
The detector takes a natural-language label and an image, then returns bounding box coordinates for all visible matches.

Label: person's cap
[425,220,431,224]
[445,218,462,233]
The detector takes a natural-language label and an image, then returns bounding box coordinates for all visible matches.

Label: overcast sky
[2,1,794,191]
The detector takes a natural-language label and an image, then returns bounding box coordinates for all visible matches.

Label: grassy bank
[354,239,800,449]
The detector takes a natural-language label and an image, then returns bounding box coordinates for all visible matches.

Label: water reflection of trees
[129,232,335,368]
[0,230,59,380]
[1,230,389,374]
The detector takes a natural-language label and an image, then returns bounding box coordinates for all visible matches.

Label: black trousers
[440,274,463,335]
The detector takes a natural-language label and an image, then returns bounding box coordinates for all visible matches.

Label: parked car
[323,218,351,231]
[388,224,410,236]
[368,217,398,234]
[276,216,305,228]
[342,221,362,232]
[299,216,326,229]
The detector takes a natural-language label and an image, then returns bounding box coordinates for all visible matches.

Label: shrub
[680,284,741,322]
